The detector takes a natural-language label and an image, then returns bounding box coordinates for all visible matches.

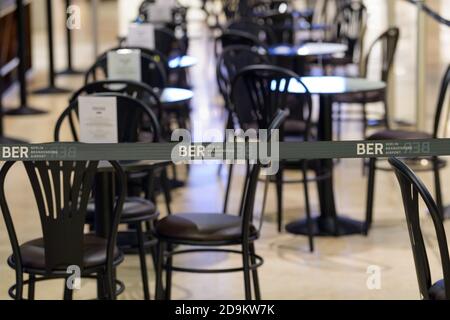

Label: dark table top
[269,42,348,57]
[168,55,198,69]
[158,87,194,104]
[286,76,386,95]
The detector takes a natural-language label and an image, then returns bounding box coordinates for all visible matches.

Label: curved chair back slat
[389,157,450,300]
[361,27,399,82]
[433,65,450,138]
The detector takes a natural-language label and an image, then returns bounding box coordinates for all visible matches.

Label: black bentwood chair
[55,94,161,300]
[389,157,450,300]
[226,18,277,46]
[216,45,271,208]
[0,160,126,300]
[214,30,267,57]
[154,109,289,300]
[85,50,167,89]
[326,1,367,68]
[230,65,321,251]
[366,65,450,232]
[69,80,173,213]
[333,27,399,140]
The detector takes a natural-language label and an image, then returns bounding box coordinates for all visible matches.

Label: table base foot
[285,215,366,236]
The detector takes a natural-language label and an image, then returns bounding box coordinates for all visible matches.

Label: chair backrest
[240,109,289,239]
[432,65,450,138]
[109,45,169,73]
[226,18,276,46]
[55,93,160,144]
[333,1,367,63]
[68,80,163,124]
[84,50,167,89]
[154,27,187,57]
[214,30,267,57]
[250,0,292,17]
[389,157,450,299]
[0,160,126,273]
[261,12,294,44]
[231,64,312,137]
[361,27,399,82]
[216,45,270,111]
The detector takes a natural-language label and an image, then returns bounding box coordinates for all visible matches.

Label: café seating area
[0,0,449,300]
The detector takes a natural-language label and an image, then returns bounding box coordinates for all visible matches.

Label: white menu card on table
[107,49,142,82]
[78,96,119,143]
[127,23,155,50]
[147,4,173,23]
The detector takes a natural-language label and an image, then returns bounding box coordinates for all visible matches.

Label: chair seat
[155,213,258,242]
[10,234,121,271]
[333,89,385,104]
[368,129,431,140]
[429,279,448,300]
[284,119,307,135]
[88,197,159,222]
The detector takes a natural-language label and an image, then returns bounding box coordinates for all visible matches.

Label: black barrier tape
[0,139,447,161]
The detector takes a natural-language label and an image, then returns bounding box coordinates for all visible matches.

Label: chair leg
[249,243,261,300]
[106,268,116,300]
[63,277,73,300]
[161,169,172,215]
[136,222,151,300]
[365,158,377,235]
[302,164,314,252]
[242,243,252,300]
[155,241,165,300]
[145,221,158,271]
[275,169,284,233]
[432,157,444,219]
[165,244,173,300]
[336,103,342,141]
[223,163,234,213]
[28,274,35,300]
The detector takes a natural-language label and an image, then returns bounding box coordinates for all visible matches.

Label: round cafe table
[269,42,348,57]
[168,55,198,69]
[284,76,386,236]
[159,87,194,106]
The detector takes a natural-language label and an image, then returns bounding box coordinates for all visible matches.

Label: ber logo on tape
[2,146,29,159]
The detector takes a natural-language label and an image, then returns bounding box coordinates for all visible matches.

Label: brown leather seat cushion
[242,119,308,137]
[155,213,258,242]
[429,279,447,300]
[88,197,158,221]
[11,234,121,270]
[284,119,307,135]
[333,89,385,104]
[368,129,431,140]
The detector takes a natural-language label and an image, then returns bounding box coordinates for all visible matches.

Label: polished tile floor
[0,0,449,299]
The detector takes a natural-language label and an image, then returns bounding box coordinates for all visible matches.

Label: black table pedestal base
[32,86,71,95]
[56,68,85,76]
[285,215,365,236]
[3,106,47,115]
